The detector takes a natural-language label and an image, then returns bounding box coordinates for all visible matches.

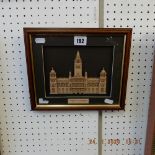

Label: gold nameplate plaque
[24,28,132,110]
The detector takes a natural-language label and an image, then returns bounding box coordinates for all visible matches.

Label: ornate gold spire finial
[75,51,81,59]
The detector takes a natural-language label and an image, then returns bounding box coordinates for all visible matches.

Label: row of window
[51,84,105,87]
[51,82,106,87]
[51,87,105,93]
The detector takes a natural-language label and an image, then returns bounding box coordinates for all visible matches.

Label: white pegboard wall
[0,0,155,155]
[102,0,155,155]
[0,1,99,155]
[0,0,98,27]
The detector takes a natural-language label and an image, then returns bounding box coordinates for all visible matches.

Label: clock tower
[74,51,82,77]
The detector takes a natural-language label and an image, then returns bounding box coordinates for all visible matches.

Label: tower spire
[75,51,81,60]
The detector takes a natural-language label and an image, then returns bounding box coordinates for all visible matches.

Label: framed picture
[24,28,132,110]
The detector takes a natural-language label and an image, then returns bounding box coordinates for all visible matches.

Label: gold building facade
[50,51,107,94]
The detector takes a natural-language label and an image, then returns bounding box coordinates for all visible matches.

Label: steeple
[75,51,81,62]
[74,51,82,77]
[76,51,80,59]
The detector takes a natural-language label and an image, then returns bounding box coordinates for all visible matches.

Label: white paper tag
[35,38,46,44]
[39,98,49,104]
[74,36,87,46]
[104,99,114,104]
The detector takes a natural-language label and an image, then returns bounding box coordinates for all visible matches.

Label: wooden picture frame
[145,54,155,155]
[24,28,132,110]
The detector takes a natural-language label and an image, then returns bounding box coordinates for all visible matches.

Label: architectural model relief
[50,51,107,94]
